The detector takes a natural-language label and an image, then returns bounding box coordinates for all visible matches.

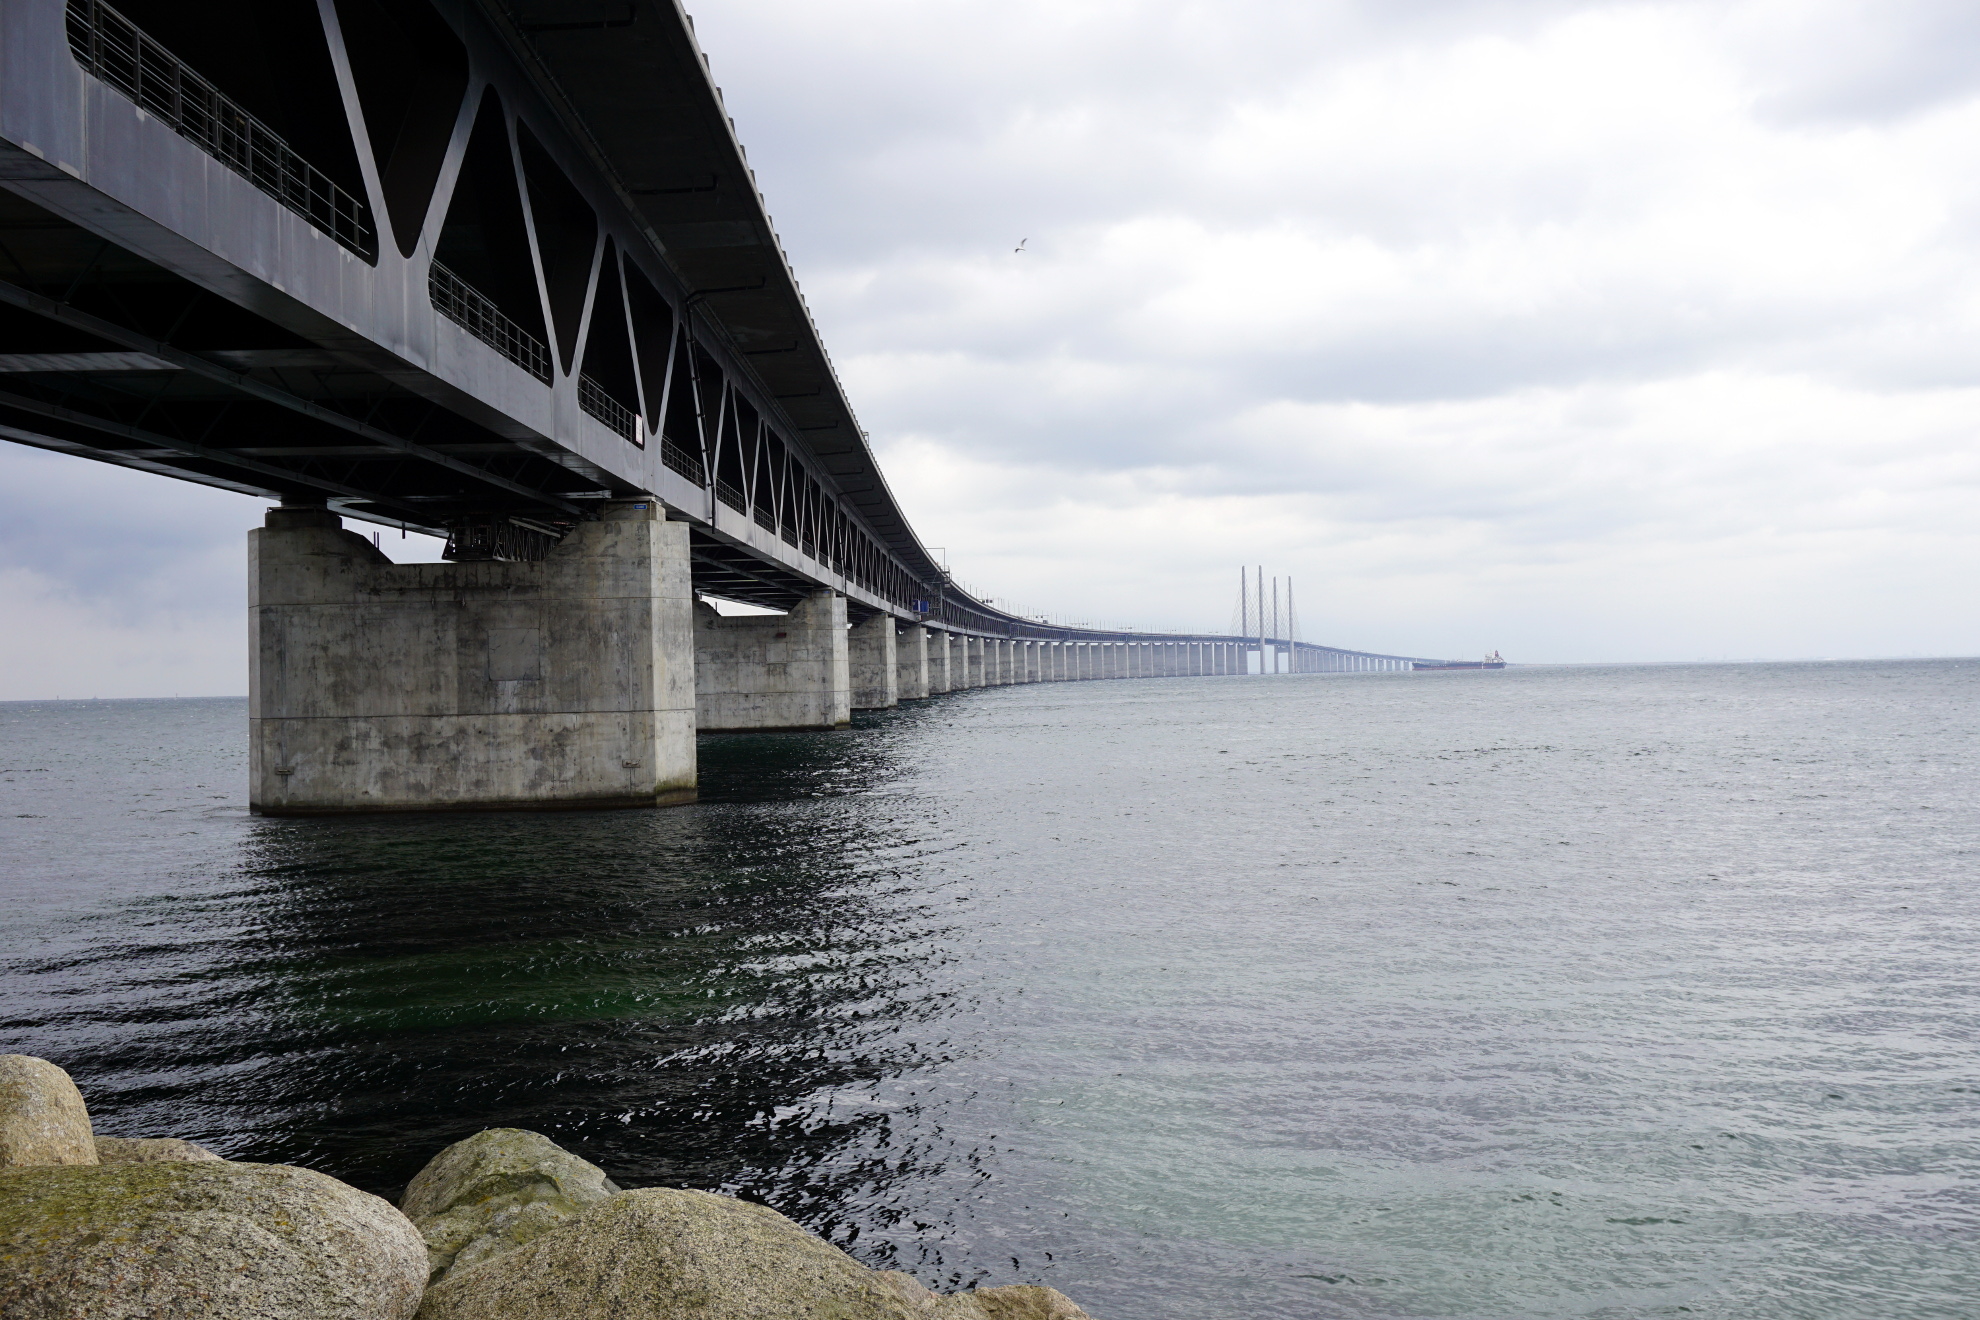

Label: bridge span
[0,0,1435,813]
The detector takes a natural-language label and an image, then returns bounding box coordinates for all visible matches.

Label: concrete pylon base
[927,631,952,694]
[850,612,899,710]
[895,624,931,699]
[249,502,697,815]
[694,589,851,731]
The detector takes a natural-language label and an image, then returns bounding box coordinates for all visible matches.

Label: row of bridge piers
[248,503,1361,817]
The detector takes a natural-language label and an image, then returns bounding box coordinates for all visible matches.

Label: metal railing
[753,504,777,532]
[715,479,744,512]
[660,435,705,485]
[429,262,552,384]
[579,374,638,441]
[65,0,375,260]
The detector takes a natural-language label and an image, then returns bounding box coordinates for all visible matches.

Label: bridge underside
[0,0,1439,814]
[0,188,603,538]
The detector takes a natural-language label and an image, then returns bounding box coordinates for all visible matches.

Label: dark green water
[4,660,1978,1318]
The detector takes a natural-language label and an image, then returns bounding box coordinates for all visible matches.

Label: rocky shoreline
[0,1055,1095,1319]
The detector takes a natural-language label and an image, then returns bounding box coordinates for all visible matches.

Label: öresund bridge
[0,0,1433,814]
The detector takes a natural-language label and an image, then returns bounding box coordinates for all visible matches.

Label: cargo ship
[1413,651,1506,671]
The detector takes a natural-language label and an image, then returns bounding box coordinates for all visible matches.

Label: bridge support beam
[694,589,850,731]
[850,613,898,710]
[896,625,930,699]
[249,502,696,816]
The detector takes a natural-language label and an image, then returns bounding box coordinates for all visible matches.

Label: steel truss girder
[0,276,593,516]
[0,385,436,523]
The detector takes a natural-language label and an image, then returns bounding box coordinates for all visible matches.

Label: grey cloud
[1739,0,1980,125]
[0,450,261,619]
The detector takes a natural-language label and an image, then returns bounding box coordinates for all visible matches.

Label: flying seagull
[1014,238,1028,253]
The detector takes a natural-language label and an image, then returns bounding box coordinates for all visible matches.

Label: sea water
[3,659,1976,1319]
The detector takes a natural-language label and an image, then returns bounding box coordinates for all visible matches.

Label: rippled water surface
[4,660,1978,1318]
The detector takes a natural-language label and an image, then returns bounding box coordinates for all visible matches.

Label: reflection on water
[5,664,1980,1318]
[4,720,974,1266]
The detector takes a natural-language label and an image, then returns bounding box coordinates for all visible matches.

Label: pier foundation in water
[249,501,697,815]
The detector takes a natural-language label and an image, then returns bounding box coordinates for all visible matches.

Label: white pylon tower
[1287,577,1300,674]
[1235,567,1299,674]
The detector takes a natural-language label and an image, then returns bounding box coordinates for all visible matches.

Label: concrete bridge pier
[896,625,930,699]
[249,501,696,816]
[695,589,850,731]
[929,632,953,693]
[930,629,954,692]
[850,614,899,710]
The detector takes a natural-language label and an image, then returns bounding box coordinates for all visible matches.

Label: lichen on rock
[0,1159,428,1320]
[93,1135,223,1165]
[972,1284,1097,1320]
[418,1186,933,1320]
[0,1054,96,1167]
[400,1126,620,1283]
[870,1273,1098,1320]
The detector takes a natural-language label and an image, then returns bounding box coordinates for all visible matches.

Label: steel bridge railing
[660,434,705,485]
[429,261,553,384]
[64,0,375,261]
[578,373,638,441]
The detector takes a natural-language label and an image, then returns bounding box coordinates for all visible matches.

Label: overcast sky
[5,0,1980,698]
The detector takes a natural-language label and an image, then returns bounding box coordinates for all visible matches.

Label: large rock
[94,1136,222,1165]
[874,1270,989,1318]
[873,1274,1097,1320]
[0,1159,427,1319]
[0,1054,95,1167]
[400,1127,619,1282]
[417,1187,930,1320]
[973,1285,1096,1320]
